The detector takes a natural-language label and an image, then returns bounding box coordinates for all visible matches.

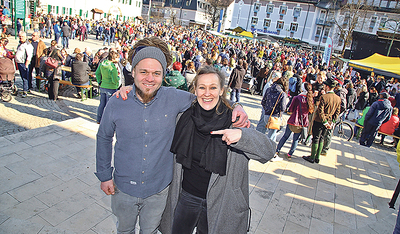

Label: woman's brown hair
[190,66,232,111]
[304,82,314,113]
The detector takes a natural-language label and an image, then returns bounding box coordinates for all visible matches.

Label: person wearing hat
[359,91,392,147]
[303,78,341,164]
[95,37,250,234]
[320,77,348,156]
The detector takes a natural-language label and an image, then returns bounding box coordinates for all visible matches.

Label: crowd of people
[2,13,400,233]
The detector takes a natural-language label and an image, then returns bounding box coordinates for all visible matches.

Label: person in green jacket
[353,106,371,138]
[163,61,188,91]
[96,50,120,123]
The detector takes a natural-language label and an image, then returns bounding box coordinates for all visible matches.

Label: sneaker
[287,154,292,160]
[271,153,283,162]
[320,151,327,156]
[21,92,27,98]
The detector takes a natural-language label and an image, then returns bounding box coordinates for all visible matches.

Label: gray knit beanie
[131,46,167,77]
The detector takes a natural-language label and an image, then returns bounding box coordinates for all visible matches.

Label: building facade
[38,0,142,21]
[142,0,235,29]
[230,0,400,52]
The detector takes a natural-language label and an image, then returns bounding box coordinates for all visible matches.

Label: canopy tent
[227,26,246,33]
[238,31,253,39]
[348,53,400,79]
[207,30,227,38]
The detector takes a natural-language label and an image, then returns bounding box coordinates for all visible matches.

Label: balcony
[316,18,335,26]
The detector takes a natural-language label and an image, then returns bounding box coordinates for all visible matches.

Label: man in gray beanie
[95,37,250,233]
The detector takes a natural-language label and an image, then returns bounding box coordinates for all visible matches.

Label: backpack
[289,77,297,93]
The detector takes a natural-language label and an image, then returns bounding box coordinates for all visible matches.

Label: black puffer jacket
[355,91,369,110]
[71,60,90,84]
[346,87,357,110]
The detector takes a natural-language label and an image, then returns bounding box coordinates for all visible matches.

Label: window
[186,0,192,6]
[319,10,326,22]
[343,12,350,25]
[327,11,334,22]
[266,4,273,13]
[315,26,322,37]
[293,7,301,18]
[251,17,258,26]
[254,3,261,12]
[277,20,284,30]
[370,16,377,28]
[279,5,287,15]
[290,22,298,32]
[264,19,271,28]
[380,17,388,28]
[323,27,330,38]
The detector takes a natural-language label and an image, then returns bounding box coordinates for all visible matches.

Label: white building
[230,0,400,52]
[39,0,142,22]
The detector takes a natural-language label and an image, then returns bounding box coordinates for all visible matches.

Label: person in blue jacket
[360,91,392,147]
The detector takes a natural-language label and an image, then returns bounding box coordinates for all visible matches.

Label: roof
[315,0,341,10]
[238,31,253,39]
[348,53,400,78]
[91,8,104,14]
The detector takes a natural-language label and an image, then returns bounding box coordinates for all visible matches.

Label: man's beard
[135,84,159,103]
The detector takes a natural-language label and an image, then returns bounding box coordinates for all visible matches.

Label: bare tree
[332,0,373,55]
[204,0,232,29]
[168,6,178,25]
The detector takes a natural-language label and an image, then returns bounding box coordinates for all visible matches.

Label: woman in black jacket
[71,53,90,96]
[345,82,357,119]
[44,40,63,101]
[352,85,369,122]
[368,87,379,106]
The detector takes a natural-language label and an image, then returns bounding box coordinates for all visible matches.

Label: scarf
[171,101,232,176]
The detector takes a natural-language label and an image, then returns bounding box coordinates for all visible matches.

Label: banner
[322,37,333,66]
[15,0,25,19]
[217,9,223,33]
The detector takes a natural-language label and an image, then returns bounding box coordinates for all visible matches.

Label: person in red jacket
[379,107,399,145]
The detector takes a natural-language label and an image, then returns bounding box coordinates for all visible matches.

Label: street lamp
[384,19,400,56]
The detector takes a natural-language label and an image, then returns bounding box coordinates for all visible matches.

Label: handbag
[265,91,283,130]
[45,57,58,69]
[45,49,58,69]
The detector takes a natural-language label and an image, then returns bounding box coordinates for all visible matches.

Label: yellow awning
[348,53,400,78]
[238,31,253,39]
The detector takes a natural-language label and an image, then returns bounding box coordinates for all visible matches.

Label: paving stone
[287,197,313,229]
[90,214,117,234]
[0,217,44,234]
[55,202,111,233]
[0,212,10,225]
[38,192,94,226]
[8,174,63,202]
[309,217,333,234]
[0,193,19,212]
[282,220,309,234]
[35,178,90,207]
[0,170,42,194]
[0,153,24,167]
[3,197,48,220]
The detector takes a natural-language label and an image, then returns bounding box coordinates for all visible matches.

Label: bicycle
[333,115,354,141]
